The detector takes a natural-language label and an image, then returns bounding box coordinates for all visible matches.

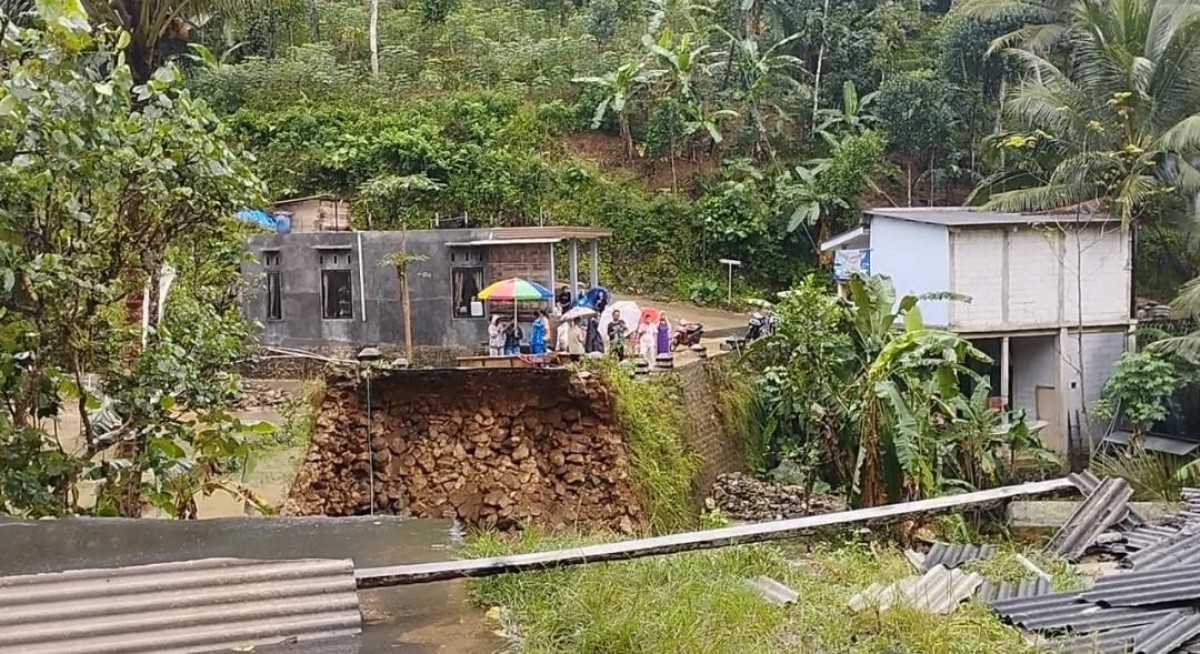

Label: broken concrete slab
[1009,501,1181,532]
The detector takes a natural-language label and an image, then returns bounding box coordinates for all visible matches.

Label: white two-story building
[821,207,1133,455]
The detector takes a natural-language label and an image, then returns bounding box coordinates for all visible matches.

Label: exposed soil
[561,132,720,192]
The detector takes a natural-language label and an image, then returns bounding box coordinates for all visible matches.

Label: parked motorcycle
[746,311,780,342]
[672,321,704,349]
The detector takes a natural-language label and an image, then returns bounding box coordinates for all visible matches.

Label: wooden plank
[355,477,1076,588]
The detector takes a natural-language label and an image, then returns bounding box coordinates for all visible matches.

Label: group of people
[485,285,673,363]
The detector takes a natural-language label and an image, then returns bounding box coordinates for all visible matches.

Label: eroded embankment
[283,368,645,532]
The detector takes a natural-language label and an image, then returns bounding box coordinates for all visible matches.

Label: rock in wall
[283,368,645,532]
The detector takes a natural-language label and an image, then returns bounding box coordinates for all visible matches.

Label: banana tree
[845,276,990,506]
[816,80,878,140]
[574,63,655,160]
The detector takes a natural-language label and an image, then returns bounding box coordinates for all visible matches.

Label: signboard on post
[833,249,870,282]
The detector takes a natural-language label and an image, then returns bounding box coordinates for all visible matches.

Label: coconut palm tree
[974,0,1200,227]
[83,0,264,83]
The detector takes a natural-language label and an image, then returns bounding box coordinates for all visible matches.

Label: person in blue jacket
[530,309,550,355]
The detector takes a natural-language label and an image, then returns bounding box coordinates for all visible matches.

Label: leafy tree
[0,3,266,517]
[750,275,1054,507]
[977,0,1200,226]
[875,69,956,206]
[586,0,621,43]
[80,0,269,83]
[1095,351,1182,443]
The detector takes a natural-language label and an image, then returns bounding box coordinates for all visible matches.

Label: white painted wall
[1061,226,1131,325]
[949,223,1129,332]
[949,229,1004,328]
[869,217,951,326]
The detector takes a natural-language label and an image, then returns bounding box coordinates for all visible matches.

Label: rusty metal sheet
[0,557,362,654]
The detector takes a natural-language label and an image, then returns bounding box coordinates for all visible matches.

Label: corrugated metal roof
[921,542,999,571]
[849,565,982,614]
[1080,564,1200,607]
[1048,476,1135,561]
[1128,528,1200,571]
[0,557,362,654]
[976,576,1053,603]
[1132,611,1200,654]
[1124,524,1185,551]
[1070,471,1146,530]
[1039,624,1144,654]
[989,591,1180,634]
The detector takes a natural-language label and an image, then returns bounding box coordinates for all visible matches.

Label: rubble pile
[709,472,846,521]
[232,381,291,411]
[283,369,645,532]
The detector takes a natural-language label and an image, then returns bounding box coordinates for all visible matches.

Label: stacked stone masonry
[283,367,647,532]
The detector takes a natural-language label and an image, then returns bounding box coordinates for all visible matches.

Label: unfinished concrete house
[822,207,1133,455]
[240,226,611,360]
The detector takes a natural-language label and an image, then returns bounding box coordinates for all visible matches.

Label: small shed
[271,195,352,233]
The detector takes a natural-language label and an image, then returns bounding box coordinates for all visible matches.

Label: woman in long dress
[656,313,671,355]
[638,316,656,363]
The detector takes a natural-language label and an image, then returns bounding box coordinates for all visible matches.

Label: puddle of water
[0,516,506,654]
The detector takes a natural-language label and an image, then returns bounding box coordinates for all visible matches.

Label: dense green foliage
[746,274,1057,507]
[0,4,268,517]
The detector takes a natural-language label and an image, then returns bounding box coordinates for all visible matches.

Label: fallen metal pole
[355,477,1076,589]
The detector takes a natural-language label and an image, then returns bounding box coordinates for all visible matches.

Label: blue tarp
[236,209,277,231]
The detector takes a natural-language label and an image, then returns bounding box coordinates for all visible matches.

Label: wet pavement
[0,515,506,654]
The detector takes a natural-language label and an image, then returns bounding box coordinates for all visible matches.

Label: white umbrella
[561,306,597,322]
[599,300,640,340]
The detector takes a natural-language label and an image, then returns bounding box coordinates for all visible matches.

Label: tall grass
[1091,447,1199,502]
[596,361,701,532]
[463,532,1042,654]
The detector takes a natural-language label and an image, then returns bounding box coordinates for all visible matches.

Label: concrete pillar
[548,243,557,290]
[1000,336,1011,413]
[589,240,599,288]
[569,240,580,297]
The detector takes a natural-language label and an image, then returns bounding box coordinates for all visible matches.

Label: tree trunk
[310,0,321,40]
[906,161,913,207]
[810,0,832,134]
[402,270,414,362]
[369,0,380,78]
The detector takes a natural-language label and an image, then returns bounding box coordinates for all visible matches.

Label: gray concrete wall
[242,230,495,350]
[1011,335,1058,418]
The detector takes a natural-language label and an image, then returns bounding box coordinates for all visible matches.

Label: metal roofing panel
[989,591,1179,634]
[1040,625,1143,654]
[849,565,982,614]
[922,542,999,571]
[1124,525,1183,551]
[976,576,1052,603]
[0,557,362,654]
[1128,528,1200,571]
[1132,611,1200,654]
[746,576,799,606]
[1080,564,1200,607]
[1049,476,1135,561]
[1070,471,1146,529]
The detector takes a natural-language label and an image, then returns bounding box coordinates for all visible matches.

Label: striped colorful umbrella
[477,277,553,322]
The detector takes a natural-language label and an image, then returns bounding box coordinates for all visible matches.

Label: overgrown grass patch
[962,547,1086,592]
[463,532,1040,654]
[594,361,701,533]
